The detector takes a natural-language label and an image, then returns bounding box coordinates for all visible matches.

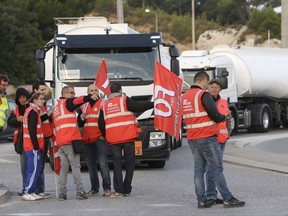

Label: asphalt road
[1,132,288,216]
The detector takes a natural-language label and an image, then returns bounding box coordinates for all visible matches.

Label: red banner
[154,62,183,140]
[50,142,60,175]
[95,59,111,96]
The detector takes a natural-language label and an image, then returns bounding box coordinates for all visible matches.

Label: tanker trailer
[179,45,288,133]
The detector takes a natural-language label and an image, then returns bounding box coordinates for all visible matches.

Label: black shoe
[223,196,245,207]
[76,191,88,200]
[198,200,213,209]
[86,189,99,196]
[58,193,67,201]
[208,198,224,205]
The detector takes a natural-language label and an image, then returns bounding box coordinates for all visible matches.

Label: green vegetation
[0,0,281,85]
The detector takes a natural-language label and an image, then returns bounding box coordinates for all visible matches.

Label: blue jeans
[110,142,135,194]
[188,136,232,202]
[84,139,111,191]
[206,142,226,200]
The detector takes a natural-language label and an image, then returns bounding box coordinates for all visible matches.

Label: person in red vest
[78,84,111,197]
[182,71,245,208]
[22,93,45,201]
[7,87,30,196]
[53,86,98,201]
[205,79,233,205]
[32,81,53,198]
[99,83,154,198]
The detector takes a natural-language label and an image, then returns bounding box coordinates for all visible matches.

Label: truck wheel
[281,110,288,128]
[255,106,271,133]
[170,136,176,151]
[247,125,256,133]
[147,161,166,168]
[231,109,238,135]
[177,125,183,148]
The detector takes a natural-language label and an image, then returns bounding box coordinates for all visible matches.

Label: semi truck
[179,45,288,133]
[35,17,182,168]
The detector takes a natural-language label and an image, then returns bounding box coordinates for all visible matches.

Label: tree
[248,6,280,39]
[0,0,43,85]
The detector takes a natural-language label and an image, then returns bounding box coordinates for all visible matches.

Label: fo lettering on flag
[95,59,111,96]
[154,62,183,140]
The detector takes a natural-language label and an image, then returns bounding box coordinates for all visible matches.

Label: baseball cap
[208,79,221,87]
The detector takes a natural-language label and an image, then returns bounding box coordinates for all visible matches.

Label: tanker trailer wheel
[247,104,271,133]
[256,105,271,132]
[281,109,288,128]
[230,108,238,135]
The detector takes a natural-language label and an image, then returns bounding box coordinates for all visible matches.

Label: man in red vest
[99,83,154,197]
[205,79,233,205]
[182,71,245,208]
[78,84,111,197]
[53,86,98,201]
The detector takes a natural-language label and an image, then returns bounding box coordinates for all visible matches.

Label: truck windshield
[182,68,215,92]
[57,47,158,84]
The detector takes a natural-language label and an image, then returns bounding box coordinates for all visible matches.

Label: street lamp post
[145,8,158,32]
[191,0,195,49]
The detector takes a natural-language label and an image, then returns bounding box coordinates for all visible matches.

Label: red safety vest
[53,98,82,147]
[102,96,139,144]
[81,99,102,144]
[23,106,44,152]
[12,106,21,146]
[182,88,218,140]
[40,106,53,138]
[217,98,230,144]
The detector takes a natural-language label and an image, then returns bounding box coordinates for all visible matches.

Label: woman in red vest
[22,93,45,201]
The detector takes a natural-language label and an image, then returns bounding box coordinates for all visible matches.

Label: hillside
[129,22,282,54]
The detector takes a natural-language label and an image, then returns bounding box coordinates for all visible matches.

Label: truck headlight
[149,132,166,148]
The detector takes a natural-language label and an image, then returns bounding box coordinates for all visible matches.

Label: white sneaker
[31,193,44,200]
[37,192,52,199]
[22,194,37,201]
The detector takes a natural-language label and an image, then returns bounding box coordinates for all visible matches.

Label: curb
[223,155,288,174]
[0,188,10,204]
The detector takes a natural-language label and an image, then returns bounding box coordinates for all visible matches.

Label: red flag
[154,62,183,140]
[51,135,61,175]
[95,59,111,96]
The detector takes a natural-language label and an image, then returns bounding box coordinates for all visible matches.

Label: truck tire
[147,160,166,168]
[230,108,238,135]
[170,136,177,151]
[281,109,288,128]
[177,125,183,147]
[247,125,256,133]
[255,106,271,132]
[248,104,271,133]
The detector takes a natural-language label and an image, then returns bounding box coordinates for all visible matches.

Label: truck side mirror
[170,46,180,76]
[220,70,229,89]
[169,46,179,57]
[35,48,46,81]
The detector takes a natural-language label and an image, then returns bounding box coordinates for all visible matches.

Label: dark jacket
[98,94,154,138]
[7,88,30,128]
[190,85,225,123]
